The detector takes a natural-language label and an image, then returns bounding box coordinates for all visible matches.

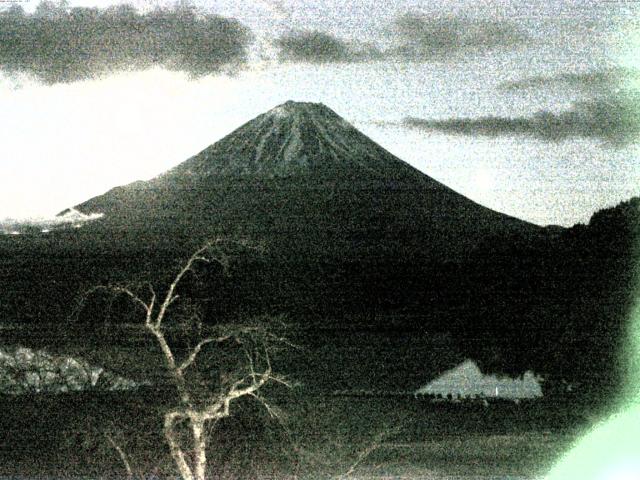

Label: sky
[0,0,638,226]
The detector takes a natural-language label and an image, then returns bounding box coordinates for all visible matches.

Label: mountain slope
[69,101,541,261]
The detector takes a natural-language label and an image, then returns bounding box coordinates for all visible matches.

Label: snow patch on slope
[268,104,291,119]
[57,207,104,224]
[1,208,104,235]
[257,102,372,171]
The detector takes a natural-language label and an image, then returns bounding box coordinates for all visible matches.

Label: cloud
[402,92,640,146]
[267,11,527,65]
[500,68,640,92]
[0,1,252,84]
[275,30,381,63]
[390,13,526,59]
[273,12,523,65]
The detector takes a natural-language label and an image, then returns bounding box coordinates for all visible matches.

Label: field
[0,321,605,479]
[0,388,591,479]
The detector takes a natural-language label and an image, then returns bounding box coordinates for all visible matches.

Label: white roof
[415,359,542,399]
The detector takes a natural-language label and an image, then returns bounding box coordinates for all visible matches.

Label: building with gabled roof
[415,359,543,400]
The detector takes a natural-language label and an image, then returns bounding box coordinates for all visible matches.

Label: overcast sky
[0,0,638,226]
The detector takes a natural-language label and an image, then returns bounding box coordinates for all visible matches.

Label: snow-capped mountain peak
[165,100,409,178]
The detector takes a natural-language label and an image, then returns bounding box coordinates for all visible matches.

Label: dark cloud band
[403,93,640,146]
[275,30,381,64]
[0,2,252,84]
[391,13,526,60]
[500,68,640,92]
[274,13,525,65]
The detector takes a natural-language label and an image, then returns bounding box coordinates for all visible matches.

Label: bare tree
[82,240,291,480]
[337,427,399,480]
[105,431,134,480]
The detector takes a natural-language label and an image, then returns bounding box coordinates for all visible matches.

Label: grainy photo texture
[0,1,638,479]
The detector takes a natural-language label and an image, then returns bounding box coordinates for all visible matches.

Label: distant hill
[459,197,639,397]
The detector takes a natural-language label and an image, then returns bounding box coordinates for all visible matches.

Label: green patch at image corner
[624,294,640,405]
[621,224,640,406]
[546,230,640,480]
[544,403,640,480]
[544,317,640,479]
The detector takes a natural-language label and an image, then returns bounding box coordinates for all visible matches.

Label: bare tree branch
[155,242,213,329]
[81,240,291,480]
[247,392,287,420]
[110,286,154,324]
[177,335,232,374]
[337,427,400,480]
[164,411,195,480]
[105,432,134,480]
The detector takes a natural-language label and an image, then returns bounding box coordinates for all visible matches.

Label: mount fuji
[67,101,541,261]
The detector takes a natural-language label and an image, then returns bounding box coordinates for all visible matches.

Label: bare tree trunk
[192,416,208,480]
[165,412,194,480]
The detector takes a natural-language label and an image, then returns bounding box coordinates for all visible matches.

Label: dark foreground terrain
[0,387,592,479]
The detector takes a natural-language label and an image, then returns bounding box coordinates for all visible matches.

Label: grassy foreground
[0,388,589,479]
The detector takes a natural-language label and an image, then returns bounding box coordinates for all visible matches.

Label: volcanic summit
[70,101,539,261]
